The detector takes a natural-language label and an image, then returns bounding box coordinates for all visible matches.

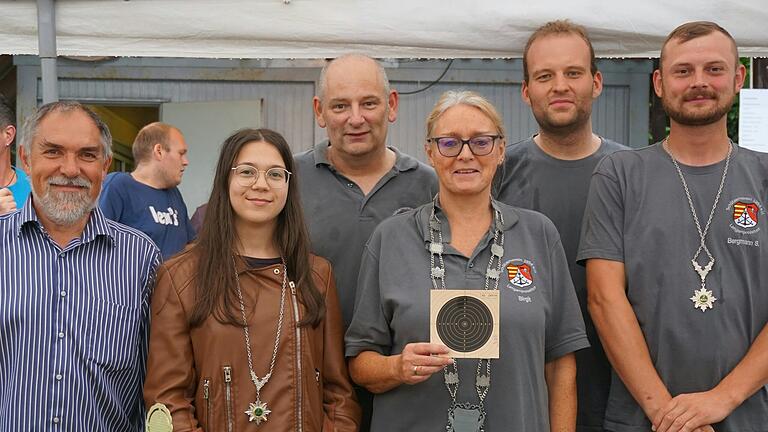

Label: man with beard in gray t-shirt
[495,20,627,432]
[579,22,768,432]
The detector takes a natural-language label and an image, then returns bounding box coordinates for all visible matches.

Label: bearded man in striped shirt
[0,101,161,431]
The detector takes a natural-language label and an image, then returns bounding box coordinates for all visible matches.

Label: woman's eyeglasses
[231,165,292,189]
[427,135,502,157]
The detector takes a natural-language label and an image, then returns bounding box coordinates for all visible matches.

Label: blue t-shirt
[7,167,31,207]
[99,172,195,259]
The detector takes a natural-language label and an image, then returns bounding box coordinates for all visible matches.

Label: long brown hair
[188,128,325,328]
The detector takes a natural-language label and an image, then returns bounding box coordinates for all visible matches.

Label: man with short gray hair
[0,101,161,431]
[298,54,438,327]
[0,93,31,215]
[295,54,437,431]
[99,122,195,259]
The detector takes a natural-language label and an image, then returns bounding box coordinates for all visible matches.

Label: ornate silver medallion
[234,258,287,427]
[428,198,500,432]
[245,400,271,424]
[664,139,732,313]
[690,288,717,312]
[447,404,485,432]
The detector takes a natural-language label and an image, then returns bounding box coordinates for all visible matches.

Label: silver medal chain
[428,200,504,412]
[233,258,287,407]
[664,138,731,310]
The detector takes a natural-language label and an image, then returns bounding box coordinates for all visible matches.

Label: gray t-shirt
[578,143,768,432]
[346,199,589,432]
[295,141,437,327]
[495,136,627,432]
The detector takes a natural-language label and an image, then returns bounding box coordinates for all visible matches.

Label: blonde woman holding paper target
[345,90,589,432]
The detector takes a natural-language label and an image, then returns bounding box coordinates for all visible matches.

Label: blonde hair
[425,90,505,138]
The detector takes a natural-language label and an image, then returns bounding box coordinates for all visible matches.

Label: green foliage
[727,57,751,141]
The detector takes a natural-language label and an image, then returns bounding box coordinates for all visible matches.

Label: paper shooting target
[430,289,499,359]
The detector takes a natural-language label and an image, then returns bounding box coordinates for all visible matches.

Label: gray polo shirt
[295,141,437,327]
[346,198,589,432]
[578,143,768,432]
[494,136,627,432]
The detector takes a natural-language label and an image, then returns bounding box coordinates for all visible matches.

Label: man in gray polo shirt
[294,54,437,431]
[495,20,626,432]
[579,21,768,432]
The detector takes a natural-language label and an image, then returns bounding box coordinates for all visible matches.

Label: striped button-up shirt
[0,199,161,431]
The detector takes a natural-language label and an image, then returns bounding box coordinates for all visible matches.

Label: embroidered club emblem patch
[727,197,765,236]
[503,259,538,297]
[733,201,759,228]
[506,263,533,288]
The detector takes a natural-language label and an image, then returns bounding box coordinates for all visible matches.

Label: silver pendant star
[245,400,271,424]
[690,288,717,312]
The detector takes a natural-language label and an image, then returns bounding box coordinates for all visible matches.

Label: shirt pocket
[84,299,140,371]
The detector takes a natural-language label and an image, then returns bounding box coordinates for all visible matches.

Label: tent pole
[37,0,59,103]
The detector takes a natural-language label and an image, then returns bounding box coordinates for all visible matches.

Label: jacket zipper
[203,378,211,430]
[289,281,303,432]
[223,366,234,432]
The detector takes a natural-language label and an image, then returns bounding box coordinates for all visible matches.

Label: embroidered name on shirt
[727,237,759,247]
[149,206,180,226]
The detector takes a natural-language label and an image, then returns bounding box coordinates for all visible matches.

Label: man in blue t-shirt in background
[0,93,31,215]
[99,122,195,259]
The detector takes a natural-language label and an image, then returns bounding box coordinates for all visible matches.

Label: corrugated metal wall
[593,85,631,145]
[55,78,318,153]
[390,81,630,160]
[390,82,533,159]
[55,78,632,163]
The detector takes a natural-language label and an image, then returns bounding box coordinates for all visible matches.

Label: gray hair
[0,93,14,129]
[21,101,112,159]
[426,90,506,138]
[316,54,391,101]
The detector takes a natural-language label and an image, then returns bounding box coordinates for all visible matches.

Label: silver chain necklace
[663,138,732,312]
[428,199,504,432]
[233,257,288,424]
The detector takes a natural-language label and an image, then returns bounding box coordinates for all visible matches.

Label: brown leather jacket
[143,252,360,432]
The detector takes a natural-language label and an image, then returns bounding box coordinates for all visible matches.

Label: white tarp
[1,0,768,58]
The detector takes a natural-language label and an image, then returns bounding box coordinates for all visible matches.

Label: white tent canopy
[2,0,768,58]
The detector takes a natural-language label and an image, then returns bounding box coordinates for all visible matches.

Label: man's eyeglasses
[427,135,502,157]
[231,165,292,189]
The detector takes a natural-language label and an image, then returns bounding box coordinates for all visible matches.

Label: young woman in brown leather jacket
[143,128,360,432]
